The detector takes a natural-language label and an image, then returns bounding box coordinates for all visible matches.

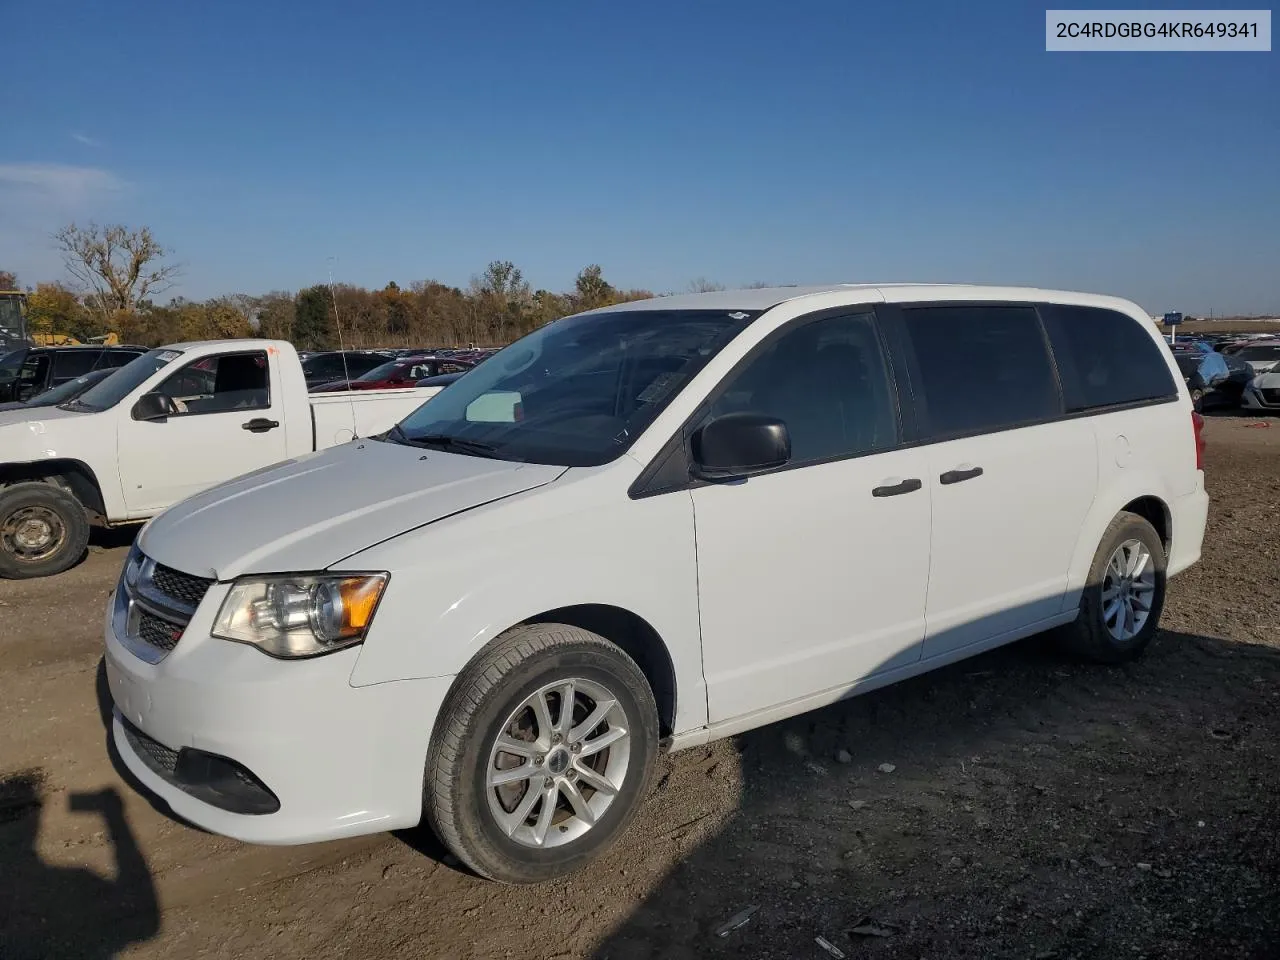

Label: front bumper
[1242,385,1280,410]
[104,584,454,845]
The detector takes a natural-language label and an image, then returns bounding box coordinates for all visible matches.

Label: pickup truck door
[116,348,289,516]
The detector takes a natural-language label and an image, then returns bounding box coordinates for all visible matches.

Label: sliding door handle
[872,478,923,498]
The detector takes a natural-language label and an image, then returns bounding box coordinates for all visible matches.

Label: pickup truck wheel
[425,623,659,883]
[1056,511,1166,663]
[0,482,91,579]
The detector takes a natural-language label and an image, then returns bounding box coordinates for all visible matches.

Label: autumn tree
[53,223,181,323]
[572,264,616,312]
[255,292,296,340]
[25,283,95,340]
[293,286,334,350]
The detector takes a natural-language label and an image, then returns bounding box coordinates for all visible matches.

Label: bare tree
[687,277,725,293]
[53,223,180,322]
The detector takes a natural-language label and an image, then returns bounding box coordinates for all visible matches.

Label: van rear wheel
[0,482,90,580]
[424,623,659,883]
[1057,511,1166,663]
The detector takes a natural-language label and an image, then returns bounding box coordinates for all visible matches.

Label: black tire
[0,482,90,580]
[1056,511,1166,663]
[425,623,659,883]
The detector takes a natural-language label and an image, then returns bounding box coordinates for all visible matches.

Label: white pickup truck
[0,338,443,579]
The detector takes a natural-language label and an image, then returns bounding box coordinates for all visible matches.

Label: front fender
[343,472,708,736]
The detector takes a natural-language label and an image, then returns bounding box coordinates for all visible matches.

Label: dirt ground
[2,416,1278,960]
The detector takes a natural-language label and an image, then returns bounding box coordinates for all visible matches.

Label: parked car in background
[1171,348,1232,410]
[310,356,474,393]
[0,366,118,415]
[0,345,146,403]
[0,340,447,579]
[1243,366,1280,413]
[300,350,390,389]
[103,284,1206,884]
[414,371,467,389]
[1225,339,1280,376]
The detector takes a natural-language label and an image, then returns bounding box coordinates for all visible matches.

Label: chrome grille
[114,549,213,663]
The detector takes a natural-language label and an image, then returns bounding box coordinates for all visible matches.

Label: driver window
[701,312,898,464]
[153,352,270,416]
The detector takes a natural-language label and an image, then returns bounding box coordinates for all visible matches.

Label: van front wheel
[425,623,659,883]
[1058,511,1167,663]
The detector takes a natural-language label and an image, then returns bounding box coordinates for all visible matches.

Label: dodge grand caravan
[104,284,1208,883]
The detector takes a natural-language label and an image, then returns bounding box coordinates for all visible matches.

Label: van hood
[138,440,567,580]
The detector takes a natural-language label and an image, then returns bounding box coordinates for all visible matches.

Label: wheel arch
[1063,479,1173,611]
[521,604,678,739]
[0,458,106,521]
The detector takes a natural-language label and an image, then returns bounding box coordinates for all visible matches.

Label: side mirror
[690,412,791,481]
[132,392,176,422]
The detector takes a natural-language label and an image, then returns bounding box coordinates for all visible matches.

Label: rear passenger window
[902,305,1059,439]
[1040,305,1178,411]
[702,312,898,464]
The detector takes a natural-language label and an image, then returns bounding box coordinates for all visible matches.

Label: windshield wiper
[403,433,499,457]
[57,398,93,412]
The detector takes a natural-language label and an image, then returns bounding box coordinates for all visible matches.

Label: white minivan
[104,285,1209,882]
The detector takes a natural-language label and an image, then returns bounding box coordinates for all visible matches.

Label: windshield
[358,359,412,381]
[0,297,23,339]
[389,308,756,467]
[1237,345,1280,361]
[70,349,183,412]
[30,369,115,406]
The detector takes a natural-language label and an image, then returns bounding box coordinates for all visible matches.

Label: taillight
[1191,411,1205,470]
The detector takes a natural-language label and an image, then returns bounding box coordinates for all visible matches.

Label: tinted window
[52,350,98,380]
[701,312,898,463]
[1237,344,1280,361]
[102,350,143,368]
[152,351,270,416]
[1041,305,1178,411]
[903,305,1059,439]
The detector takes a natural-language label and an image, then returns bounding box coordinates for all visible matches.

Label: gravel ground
[1,415,1277,960]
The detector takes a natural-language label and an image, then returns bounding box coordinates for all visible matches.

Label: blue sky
[2,0,1276,314]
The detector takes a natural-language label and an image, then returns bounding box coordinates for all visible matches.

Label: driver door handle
[242,418,280,433]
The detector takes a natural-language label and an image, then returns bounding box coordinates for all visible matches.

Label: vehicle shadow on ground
[590,629,1280,960]
[0,769,160,959]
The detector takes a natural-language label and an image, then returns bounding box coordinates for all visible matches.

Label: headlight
[212,573,389,658]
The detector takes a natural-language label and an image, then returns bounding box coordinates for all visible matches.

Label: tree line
[5,223,701,351]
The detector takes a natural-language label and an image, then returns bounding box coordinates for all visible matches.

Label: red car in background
[309,355,475,393]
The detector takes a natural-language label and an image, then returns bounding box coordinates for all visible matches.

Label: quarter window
[902,305,1059,439]
[1040,305,1178,411]
[701,312,898,464]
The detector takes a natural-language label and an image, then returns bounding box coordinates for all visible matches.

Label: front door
[116,349,289,516]
[692,309,933,724]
